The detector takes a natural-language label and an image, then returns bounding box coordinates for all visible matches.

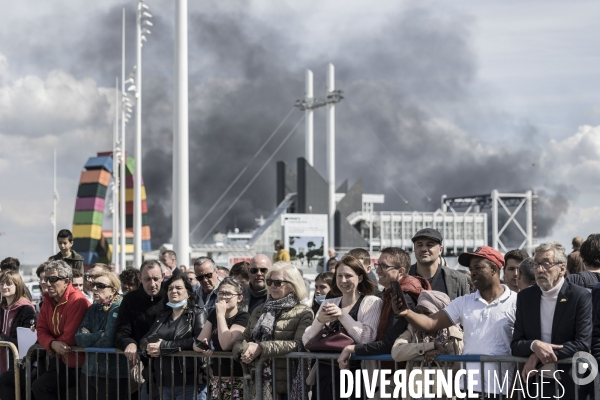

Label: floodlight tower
[112,78,120,270]
[120,9,132,271]
[51,148,59,254]
[173,0,190,266]
[133,0,153,268]
[305,70,314,166]
[326,63,336,246]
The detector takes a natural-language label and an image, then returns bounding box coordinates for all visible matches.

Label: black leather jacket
[140,304,207,387]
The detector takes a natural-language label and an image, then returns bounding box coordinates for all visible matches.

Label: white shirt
[540,278,564,344]
[444,284,517,395]
[535,277,565,375]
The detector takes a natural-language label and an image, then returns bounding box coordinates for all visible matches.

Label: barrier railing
[15,347,600,400]
[22,345,250,400]
[0,340,21,400]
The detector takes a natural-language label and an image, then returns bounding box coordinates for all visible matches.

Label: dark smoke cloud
[64,3,570,249]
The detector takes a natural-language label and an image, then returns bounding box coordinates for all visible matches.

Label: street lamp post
[133,0,153,268]
[173,0,190,267]
[112,78,120,271]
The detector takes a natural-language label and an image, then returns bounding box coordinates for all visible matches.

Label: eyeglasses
[374,263,400,271]
[533,261,563,270]
[217,291,240,299]
[84,274,97,281]
[249,268,269,275]
[196,271,215,281]
[43,276,66,284]
[91,282,113,290]
[266,279,290,287]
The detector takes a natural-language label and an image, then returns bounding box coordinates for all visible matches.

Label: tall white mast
[173,0,190,266]
[326,63,336,247]
[305,69,314,166]
[112,78,119,270]
[52,148,58,254]
[120,8,127,271]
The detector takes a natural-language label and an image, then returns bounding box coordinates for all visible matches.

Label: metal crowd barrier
[22,345,250,400]
[13,346,600,400]
[0,340,21,400]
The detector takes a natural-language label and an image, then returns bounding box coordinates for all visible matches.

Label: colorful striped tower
[72,152,152,269]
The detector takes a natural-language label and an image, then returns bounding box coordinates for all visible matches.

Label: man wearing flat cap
[408,228,470,300]
[393,245,517,398]
[511,242,592,400]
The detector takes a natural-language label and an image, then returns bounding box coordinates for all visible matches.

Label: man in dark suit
[408,228,471,300]
[511,241,592,400]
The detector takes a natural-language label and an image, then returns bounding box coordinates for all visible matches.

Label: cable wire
[198,114,306,243]
[190,107,296,236]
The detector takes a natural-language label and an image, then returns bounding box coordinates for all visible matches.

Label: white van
[25,281,42,302]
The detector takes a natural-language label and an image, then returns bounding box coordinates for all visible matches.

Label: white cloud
[0,54,115,264]
[0,66,115,138]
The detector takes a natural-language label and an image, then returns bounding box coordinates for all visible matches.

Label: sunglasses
[217,291,240,299]
[374,263,401,271]
[72,283,84,288]
[92,282,113,290]
[43,276,66,284]
[196,271,214,281]
[266,279,290,287]
[84,274,98,281]
[249,268,269,275]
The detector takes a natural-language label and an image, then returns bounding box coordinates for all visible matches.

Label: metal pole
[491,189,499,250]
[526,189,533,254]
[120,8,127,271]
[326,63,335,247]
[173,0,190,266]
[134,0,143,267]
[112,78,119,269]
[53,148,57,254]
[305,69,314,166]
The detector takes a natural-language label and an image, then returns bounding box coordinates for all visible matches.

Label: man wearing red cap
[393,245,517,398]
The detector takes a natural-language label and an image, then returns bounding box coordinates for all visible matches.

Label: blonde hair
[95,271,121,294]
[266,262,308,301]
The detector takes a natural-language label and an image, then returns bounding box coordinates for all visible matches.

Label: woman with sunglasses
[233,262,313,400]
[302,255,382,400]
[0,271,36,400]
[193,277,249,400]
[74,271,128,400]
[140,271,205,400]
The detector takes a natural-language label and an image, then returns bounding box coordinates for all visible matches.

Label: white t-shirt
[444,284,517,395]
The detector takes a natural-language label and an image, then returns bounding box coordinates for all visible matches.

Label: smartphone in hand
[147,333,160,343]
[390,280,409,313]
[194,337,210,350]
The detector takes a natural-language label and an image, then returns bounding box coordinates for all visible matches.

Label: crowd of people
[0,227,599,400]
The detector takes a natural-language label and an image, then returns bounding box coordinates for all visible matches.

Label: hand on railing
[240,342,262,364]
[146,339,162,357]
[50,340,71,356]
[424,342,448,364]
[531,339,563,364]
[124,343,138,364]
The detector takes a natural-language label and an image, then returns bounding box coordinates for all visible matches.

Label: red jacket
[37,283,89,368]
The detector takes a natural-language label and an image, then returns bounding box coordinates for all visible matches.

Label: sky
[0,0,599,264]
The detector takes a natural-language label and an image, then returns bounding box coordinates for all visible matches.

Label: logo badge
[572,351,598,385]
